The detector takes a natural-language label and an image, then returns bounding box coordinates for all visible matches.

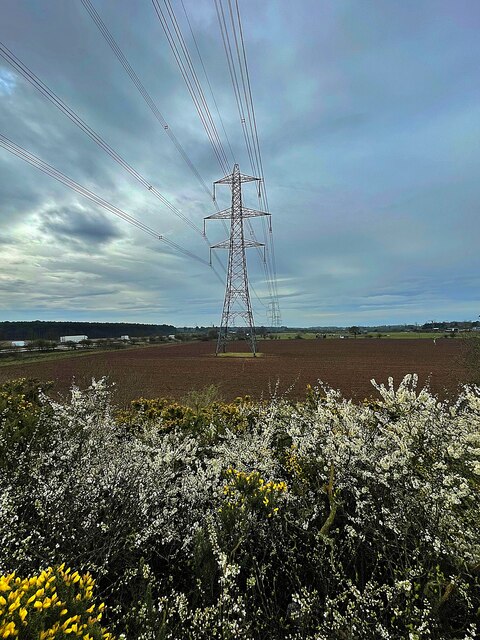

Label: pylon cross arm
[204,208,232,220]
[243,240,264,248]
[211,239,263,250]
[211,240,231,249]
[214,173,234,185]
[241,207,270,218]
[214,172,260,186]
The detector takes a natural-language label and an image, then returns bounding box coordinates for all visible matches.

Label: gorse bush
[0,378,53,470]
[116,392,254,444]
[1,375,479,639]
[0,565,113,639]
[221,468,287,518]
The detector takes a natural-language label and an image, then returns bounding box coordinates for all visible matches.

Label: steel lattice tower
[205,164,269,355]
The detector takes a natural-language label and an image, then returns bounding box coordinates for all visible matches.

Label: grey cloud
[0,233,15,245]
[39,206,123,246]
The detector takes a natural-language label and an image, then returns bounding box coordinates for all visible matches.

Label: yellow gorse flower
[0,621,16,638]
[0,566,114,639]
[222,468,287,517]
[117,395,253,436]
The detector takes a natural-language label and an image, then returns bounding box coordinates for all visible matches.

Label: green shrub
[0,378,52,470]
[115,392,255,444]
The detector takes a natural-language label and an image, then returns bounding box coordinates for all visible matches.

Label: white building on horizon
[60,335,88,343]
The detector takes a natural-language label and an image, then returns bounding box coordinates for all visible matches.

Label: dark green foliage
[0,320,176,341]
[0,377,53,470]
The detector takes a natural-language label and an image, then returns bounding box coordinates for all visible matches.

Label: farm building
[60,335,88,343]
[11,340,26,347]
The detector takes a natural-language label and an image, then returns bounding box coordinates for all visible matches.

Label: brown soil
[0,339,467,406]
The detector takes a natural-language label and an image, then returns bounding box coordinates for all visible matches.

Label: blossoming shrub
[1,375,479,638]
[0,565,113,639]
[0,378,52,470]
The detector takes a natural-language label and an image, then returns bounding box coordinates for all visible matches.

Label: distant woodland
[0,321,176,341]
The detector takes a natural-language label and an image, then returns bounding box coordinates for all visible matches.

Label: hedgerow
[0,375,479,639]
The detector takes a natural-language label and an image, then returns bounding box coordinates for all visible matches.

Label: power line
[149,0,232,243]
[77,1,228,272]
[80,0,214,203]
[233,0,280,311]
[143,0,264,294]
[227,0,261,178]
[0,133,224,283]
[214,0,255,173]
[179,0,236,165]
[214,3,270,247]
[151,0,231,174]
[213,0,269,296]
[163,0,231,173]
[0,40,204,237]
[214,0,275,315]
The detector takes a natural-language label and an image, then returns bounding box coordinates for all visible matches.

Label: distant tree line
[419,320,479,331]
[0,321,176,341]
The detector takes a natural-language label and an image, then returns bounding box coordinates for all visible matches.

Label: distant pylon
[268,299,281,327]
[205,164,270,355]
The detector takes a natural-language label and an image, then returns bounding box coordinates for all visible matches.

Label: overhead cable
[0,40,203,237]
[76,4,228,268]
[0,133,223,282]
[179,0,236,165]
[233,0,280,309]
[151,0,231,174]
[80,0,214,203]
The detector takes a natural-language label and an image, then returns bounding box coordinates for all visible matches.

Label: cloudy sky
[0,0,479,327]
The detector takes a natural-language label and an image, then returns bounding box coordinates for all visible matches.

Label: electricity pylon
[205,164,270,355]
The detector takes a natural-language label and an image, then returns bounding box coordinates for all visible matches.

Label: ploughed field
[0,338,466,405]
